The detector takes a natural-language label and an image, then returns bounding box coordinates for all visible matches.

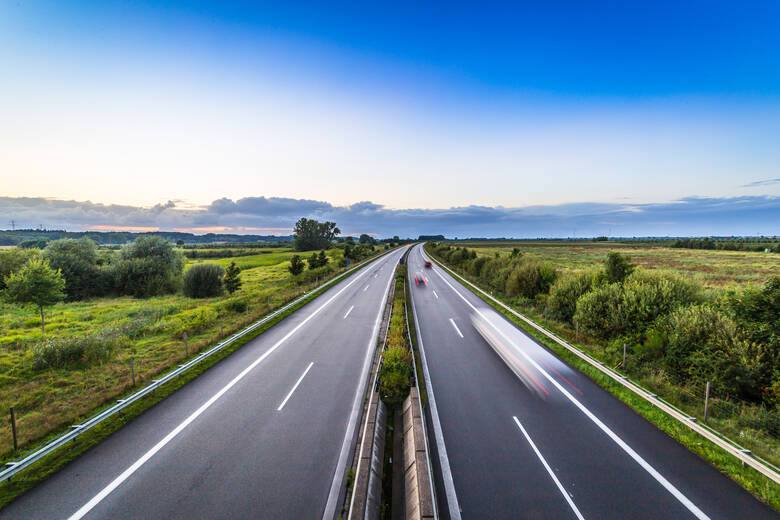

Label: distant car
[424,260,432,268]
[414,273,427,286]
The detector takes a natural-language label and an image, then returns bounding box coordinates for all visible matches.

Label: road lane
[1,247,407,520]
[408,244,777,520]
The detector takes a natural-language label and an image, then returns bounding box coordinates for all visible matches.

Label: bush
[183,263,225,298]
[659,304,765,399]
[174,307,219,336]
[605,252,635,283]
[574,270,700,339]
[546,270,596,322]
[288,254,305,275]
[505,259,557,299]
[114,237,183,297]
[32,333,118,370]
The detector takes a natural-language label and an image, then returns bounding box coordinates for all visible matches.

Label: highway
[0,247,407,520]
[407,244,777,520]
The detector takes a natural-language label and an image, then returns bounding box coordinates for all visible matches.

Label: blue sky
[1,1,779,236]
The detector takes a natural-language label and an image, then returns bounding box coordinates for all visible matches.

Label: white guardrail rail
[424,248,780,486]
[1,251,389,483]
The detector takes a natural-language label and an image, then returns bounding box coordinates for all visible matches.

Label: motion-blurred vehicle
[471,308,549,400]
[414,273,427,286]
[424,260,432,268]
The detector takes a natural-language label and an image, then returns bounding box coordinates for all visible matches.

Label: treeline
[0,229,292,246]
[672,237,780,252]
[429,243,780,409]
[182,249,272,259]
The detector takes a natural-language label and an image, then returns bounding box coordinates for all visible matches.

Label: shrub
[547,270,596,322]
[43,238,105,300]
[574,270,700,339]
[174,307,219,336]
[605,252,635,283]
[659,304,765,399]
[114,237,183,297]
[183,263,225,298]
[32,333,118,370]
[288,255,305,275]
[505,259,557,299]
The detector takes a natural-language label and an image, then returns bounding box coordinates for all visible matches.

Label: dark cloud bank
[1,195,778,238]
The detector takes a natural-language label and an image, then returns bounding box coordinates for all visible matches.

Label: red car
[424,260,432,268]
[414,273,427,286]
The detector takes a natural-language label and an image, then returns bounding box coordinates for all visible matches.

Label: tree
[4,258,65,333]
[114,237,183,297]
[43,238,102,301]
[293,218,340,251]
[605,252,635,283]
[317,250,328,267]
[359,233,373,245]
[224,261,242,294]
[307,252,319,270]
[0,247,39,290]
[183,263,224,298]
[288,254,305,275]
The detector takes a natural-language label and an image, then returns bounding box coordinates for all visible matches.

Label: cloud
[0,195,778,238]
[741,178,780,188]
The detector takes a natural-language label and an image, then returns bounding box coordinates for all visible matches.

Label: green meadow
[0,247,346,457]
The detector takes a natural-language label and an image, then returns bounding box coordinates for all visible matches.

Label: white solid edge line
[343,305,354,319]
[67,254,382,520]
[449,318,464,338]
[432,290,438,299]
[411,247,461,520]
[426,251,710,520]
[277,362,314,411]
[322,250,400,520]
[513,416,585,520]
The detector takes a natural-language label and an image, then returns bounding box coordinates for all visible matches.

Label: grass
[0,247,348,460]
[456,240,779,289]
[426,244,780,512]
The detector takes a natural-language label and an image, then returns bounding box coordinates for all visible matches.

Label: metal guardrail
[1,252,387,483]
[423,247,780,486]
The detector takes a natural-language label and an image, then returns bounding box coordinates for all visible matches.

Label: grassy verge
[425,245,780,512]
[404,275,427,406]
[0,251,387,510]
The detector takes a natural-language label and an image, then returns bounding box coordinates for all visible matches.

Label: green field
[457,240,779,288]
[0,247,348,457]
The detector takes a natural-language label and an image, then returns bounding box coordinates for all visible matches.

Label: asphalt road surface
[1,247,407,520]
[408,244,777,520]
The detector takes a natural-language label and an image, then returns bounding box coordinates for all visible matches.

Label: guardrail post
[246,307,249,325]
[131,357,135,386]
[704,381,710,423]
[622,343,627,369]
[184,332,188,357]
[576,320,579,340]
[10,407,17,453]
[220,316,224,339]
